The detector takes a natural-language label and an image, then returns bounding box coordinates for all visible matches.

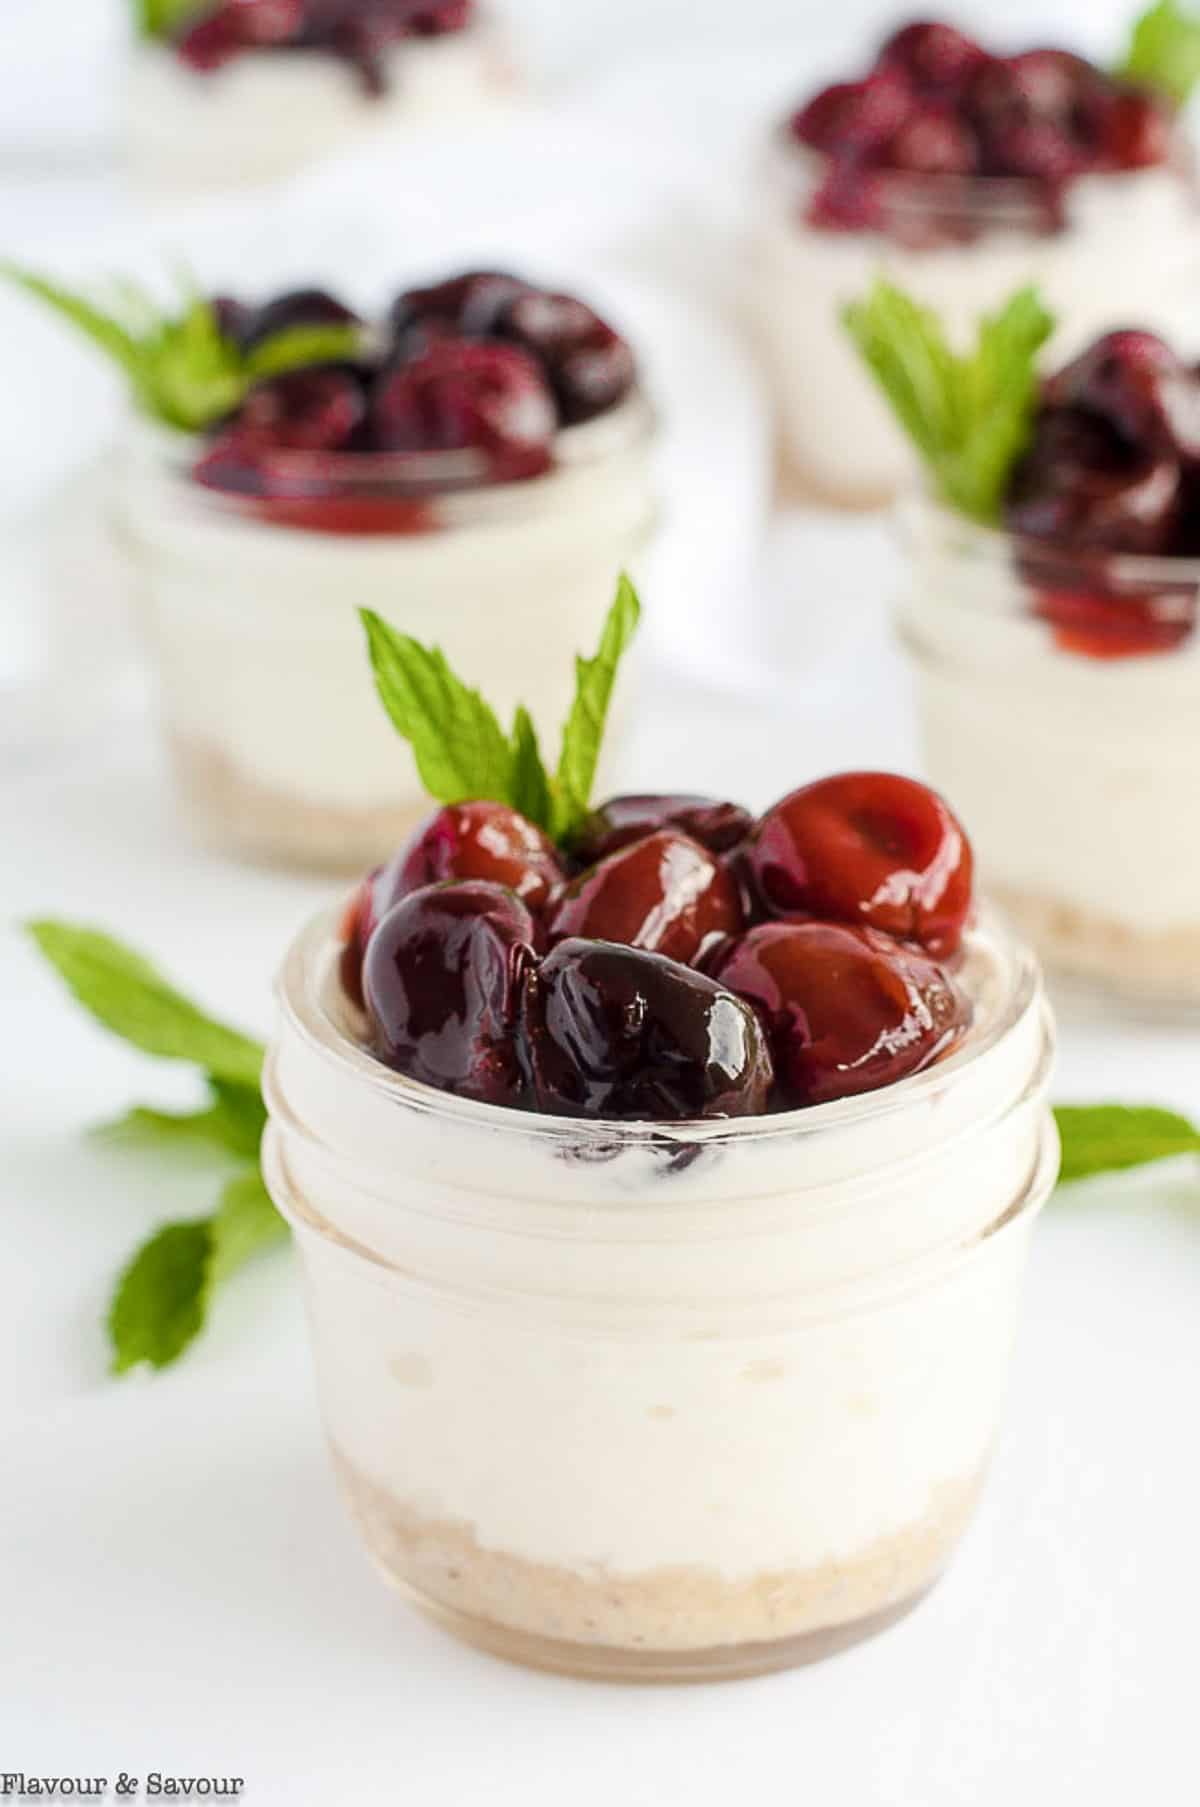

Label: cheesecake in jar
[749,16,1197,505]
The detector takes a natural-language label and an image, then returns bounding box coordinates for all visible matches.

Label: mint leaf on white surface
[1,267,360,432]
[94,1078,266,1162]
[360,576,643,844]
[28,921,264,1088]
[1118,1,1200,106]
[1055,1104,1200,1186]
[553,573,642,841]
[841,280,1055,523]
[107,1169,286,1373]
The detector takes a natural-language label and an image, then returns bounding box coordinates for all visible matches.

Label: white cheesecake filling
[900,504,1200,938]
[748,154,1200,499]
[123,26,513,191]
[262,908,1055,1581]
[119,398,657,814]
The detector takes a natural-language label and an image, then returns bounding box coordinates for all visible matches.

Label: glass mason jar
[747,135,1200,506]
[261,903,1057,1682]
[122,14,518,197]
[116,397,657,871]
[898,495,1200,1009]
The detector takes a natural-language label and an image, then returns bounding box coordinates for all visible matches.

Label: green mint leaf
[209,1167,287,1288]
[508,705,554,832]
[842,279,1054,522]
[93,1078,266,1162]
[244,322,362,381]
[553,574,641,840]
[109,1219,213,1373]
[1054,1104,1200,1186]
[28,921,264,1089]
[132,0,203,38]
[107,1167,286,1373]
[359,610,515,806]
[1,265,142,381]
[1118,1,1200,106]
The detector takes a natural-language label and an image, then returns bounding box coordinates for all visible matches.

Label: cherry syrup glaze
[711,921,970,1107]
[1003,329,1200,657]
[189,270,638,532]
[546,831,744,967]
[521,940,774,1120]
[344,775,977,1120]
[749,773,973,959]
[363,881,535,1105]
[789,20,1175,245]
[571,794,755,864]
[174,0,476,95]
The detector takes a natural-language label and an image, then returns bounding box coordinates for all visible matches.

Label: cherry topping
[1043,331,1200,466]
[792,72,913,157]
[521,939,773,1120]
[177,0,305,70]
[1105,88,1172,169]
[713,921,969,1107]
[379,801,565,916]
[369,339,556,477]
[363,881,535,1105]
[236,287,360,351]
[571,794,755,864]
[390,271,534,345]
[750,772,973,959]
[235,366,366,450]
[877,21,986,96]
[885,104,977,174]
[338,868,382,1009]
[496,293,637,425]
[1006,410,1182,556]
[547,831,743,966]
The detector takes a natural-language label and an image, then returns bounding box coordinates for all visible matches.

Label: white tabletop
[3,8,1199,1801]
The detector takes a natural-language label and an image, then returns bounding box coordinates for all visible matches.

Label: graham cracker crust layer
[168,734,425,873]
[334,1448,983,1672]
[992,885,1200,1006]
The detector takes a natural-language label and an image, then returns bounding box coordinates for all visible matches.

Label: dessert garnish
[846,280,1200,653]
[788,8,1190,240]
[4,265,638,530]
[1,267,361,433]
[27,912,1200,1370]
[130,0,476,96]
[344,578,980,1117]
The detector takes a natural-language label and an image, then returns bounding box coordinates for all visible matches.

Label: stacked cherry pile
[1005,329,1200,655]
[791,19,1172,236]
[193,272,637,524]
[175,0,473,95]
[339,773,975,1121]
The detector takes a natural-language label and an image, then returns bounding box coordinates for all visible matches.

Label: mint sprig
[360,573,642,845]
[131,0,202,38]
[1118,1,1200,108]
[28,921,284,1374]
[842,279,1055,523]
[1054,1104,1200,1186]
[1,267,360,433]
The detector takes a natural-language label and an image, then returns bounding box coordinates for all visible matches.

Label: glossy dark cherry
[235,287,361,351]
[235,366,367,450]
[713,921,969,1107]
[750,772,973,959]
[547,831,743,966]
[363,880,535,1105]
[1006,408,1182,556]
[496,292,637,425]
[792,72,913,156]
[571,794,755,864]
[885,105,978,175]
[1043,332,1200,466]
[338,868,383,1009]
[378,802,565,916]
[390,271,534,344]
[520,939,773,1120]
[369,338,556,476]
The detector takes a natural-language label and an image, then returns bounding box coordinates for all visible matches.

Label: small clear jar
[898,495,1200,1009]
[116,397,657,871]
[261,904,1056,1682]
[748,135,1200,506]
[122,13,518,198]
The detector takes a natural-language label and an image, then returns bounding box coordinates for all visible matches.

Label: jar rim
[274,901,1044,1151]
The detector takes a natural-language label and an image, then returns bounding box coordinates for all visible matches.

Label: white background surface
[2,5,1199,1803]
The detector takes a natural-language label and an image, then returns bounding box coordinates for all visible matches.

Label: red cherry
[338,868,383,1010]
[237,287,360,351]
[749,772,973,959]
[378,801,565,915]
[1043,331,1200,464]
[547,831,744,966]
[390,271,535,344]
[496,292,637,425]
[1006,409,1183,555]
[1031,587,1195,659]
[235,367,366,450]
[1104,88,1171,168]
[368,338,556,478]
[363,880,535,1105]
[884,105,978,174]
[571,794,755,864]
[877,21,986,97]
[712,921,970,1107]
[176,0,303,67]
[791,72,913,157]
[807,157,887,232]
